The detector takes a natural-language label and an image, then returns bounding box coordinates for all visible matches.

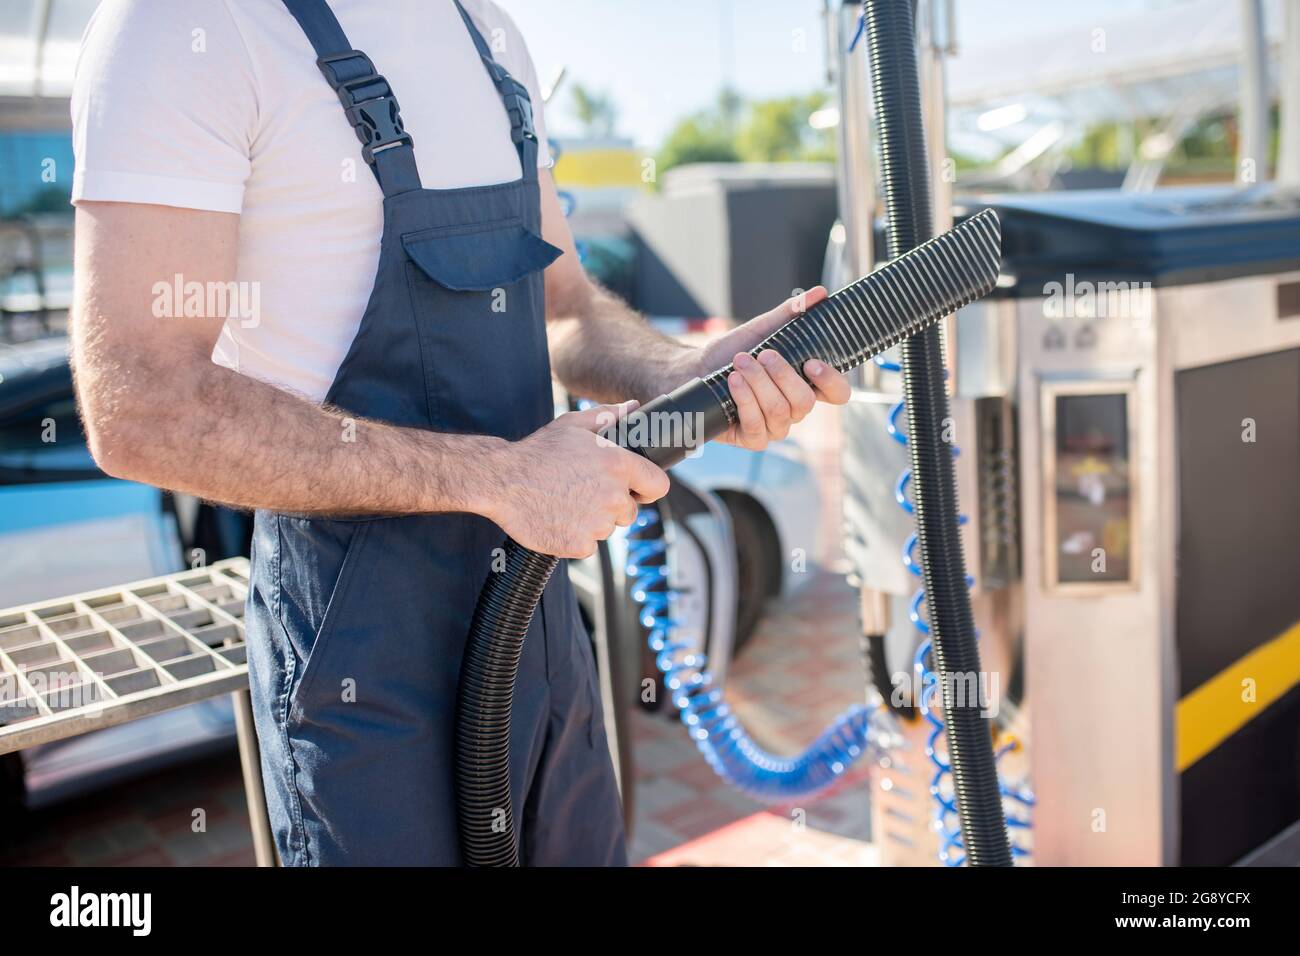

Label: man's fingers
[734,352,791,436]
[571,538,598,560]
[560,399,639,434]
[620,448,670,502]
[727,369,768,450]
[757,349,816,423]
[615,495,639,527]
[740,286,832,341]
[804,359,851,405]
[768,285,828,322]
[796,285,830,312]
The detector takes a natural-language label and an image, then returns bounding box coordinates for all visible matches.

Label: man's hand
[487,402,670,559]
[689,287,852,450]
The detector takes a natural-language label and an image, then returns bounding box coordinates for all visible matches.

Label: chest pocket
[402,218,563,438]
[403,217,560,291]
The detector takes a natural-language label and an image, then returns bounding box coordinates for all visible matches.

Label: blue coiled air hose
[454,210,1003,866]
[626,506,895,800]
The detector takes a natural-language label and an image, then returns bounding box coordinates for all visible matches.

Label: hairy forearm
[74,336,505,519]
[547,281,697,404]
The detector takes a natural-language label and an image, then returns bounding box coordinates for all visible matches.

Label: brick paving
[627,567,875,865]
[1,750,258,866]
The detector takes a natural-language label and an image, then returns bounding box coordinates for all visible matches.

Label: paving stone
[633,775,700,814]
[65,818,158,865]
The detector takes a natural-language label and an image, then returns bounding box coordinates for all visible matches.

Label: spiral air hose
[454,209,1002,867]
[862,0,1012,866]
[627,504,897,801]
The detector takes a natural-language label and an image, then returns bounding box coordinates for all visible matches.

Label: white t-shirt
[71,0,552,403]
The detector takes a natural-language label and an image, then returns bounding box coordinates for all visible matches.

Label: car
[674,437,820,650]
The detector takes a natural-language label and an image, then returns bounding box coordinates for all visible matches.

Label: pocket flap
[402,218,563,292]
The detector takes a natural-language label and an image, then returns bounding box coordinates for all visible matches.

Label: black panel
[1175,348,1300,693]
[725,186,838,319]
[1176,347,1300,864]
[628,179,835,319]
[1180,684,1300,866]
[1280,281,1300,321]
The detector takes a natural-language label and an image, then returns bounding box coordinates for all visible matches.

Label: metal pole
[231,689,278,867]
[31,0,52,100]
[831,0,876,284]
[1279,0,1300,186]
[1237,0,1269,184]
[919,0,952,235]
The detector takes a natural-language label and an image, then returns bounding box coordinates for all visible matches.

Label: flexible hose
[454,210,1002,866]
[913,639,1036,864]
[627,506,896,800]
[862,0,1011,866]
[861,631,914,719]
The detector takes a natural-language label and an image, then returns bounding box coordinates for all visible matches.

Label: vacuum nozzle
[613,208,1002,468]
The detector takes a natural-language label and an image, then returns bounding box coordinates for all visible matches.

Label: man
[70,0,849,866]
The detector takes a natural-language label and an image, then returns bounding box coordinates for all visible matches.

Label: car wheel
[720,493,781,655]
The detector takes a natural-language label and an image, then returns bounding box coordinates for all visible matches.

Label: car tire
[719,493,781,656]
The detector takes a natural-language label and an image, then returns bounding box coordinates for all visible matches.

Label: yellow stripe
[1176,620,1300,771]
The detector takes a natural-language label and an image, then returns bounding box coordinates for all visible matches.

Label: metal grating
[0,558,251,755]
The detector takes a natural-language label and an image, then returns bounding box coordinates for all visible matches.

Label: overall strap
[451,0,540,181]
[280,0,422,196]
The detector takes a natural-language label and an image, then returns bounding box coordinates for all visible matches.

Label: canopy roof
[948,0,1284,142]
[1,0,99,98]
[0,0,98,128]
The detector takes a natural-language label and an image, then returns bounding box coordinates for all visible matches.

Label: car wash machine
[827,0,1300,866]
[453,0,1300,867]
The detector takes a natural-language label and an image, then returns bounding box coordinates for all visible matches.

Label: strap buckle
[343,87,412,163]
[316,51,414,164]
[502,80,538,145]
[501,91,533,145]
[478,57,537,144]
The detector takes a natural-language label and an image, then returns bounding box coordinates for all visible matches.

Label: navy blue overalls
[245,0,627,866]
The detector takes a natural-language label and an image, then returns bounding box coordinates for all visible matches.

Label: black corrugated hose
[454,210,1003,867]
[862,0,1012,866]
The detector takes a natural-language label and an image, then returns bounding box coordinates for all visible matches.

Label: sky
[497,0,1195,148]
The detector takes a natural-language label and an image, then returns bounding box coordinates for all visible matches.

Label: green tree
[657,115,741,172]
[656,89,836,180]
[737,92,834,162]
[570,83,618,138]
[657,91,742,176]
